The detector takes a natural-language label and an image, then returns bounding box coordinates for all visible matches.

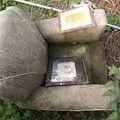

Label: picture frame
[45,57,89,86]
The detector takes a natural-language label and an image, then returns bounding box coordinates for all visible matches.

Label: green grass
[0,98,110,120]
[106,14,120,32]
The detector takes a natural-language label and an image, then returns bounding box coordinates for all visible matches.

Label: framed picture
[46,57,89,86]
[59,4,94,33]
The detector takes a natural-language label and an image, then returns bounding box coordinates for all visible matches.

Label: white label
[51,61,76,82]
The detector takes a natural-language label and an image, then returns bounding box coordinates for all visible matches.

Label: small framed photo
[45,57,89,86]
[59,4,94,33]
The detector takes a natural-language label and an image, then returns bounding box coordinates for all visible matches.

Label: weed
[104,66,120,120]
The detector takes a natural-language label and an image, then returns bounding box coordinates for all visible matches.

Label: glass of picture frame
[45,57,89,86]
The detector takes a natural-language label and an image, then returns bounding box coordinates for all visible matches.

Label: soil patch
[91,0,120,15]
[102,30,120,66]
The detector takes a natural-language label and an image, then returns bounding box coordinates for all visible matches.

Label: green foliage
[103,89,117,97]
[104,66,120,120]
[106,14,120,32]
[29,0,80,5]
[0,0,9,10]
[0,98,38,120]
[0,0,81,19]
[0,98,108,120]
[28,0,80,20]
[106,112,118,120]
[107,14,120,26]
[60,0,80,4]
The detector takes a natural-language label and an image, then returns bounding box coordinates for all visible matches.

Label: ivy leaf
[104,81,116,88]
[106,112,118,120]
[110,100,117,111]
[115,72,120,80]
[103,89,116,96]
[109,66,118,76]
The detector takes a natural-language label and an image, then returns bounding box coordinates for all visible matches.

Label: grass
[0,98,110,120]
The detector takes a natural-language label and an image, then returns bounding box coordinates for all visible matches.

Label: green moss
[106,14,120,32]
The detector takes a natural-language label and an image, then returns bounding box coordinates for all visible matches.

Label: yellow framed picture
[59,4,94,32]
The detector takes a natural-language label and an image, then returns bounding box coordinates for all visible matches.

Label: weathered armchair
[0,6,112,111]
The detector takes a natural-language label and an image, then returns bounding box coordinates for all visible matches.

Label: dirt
[102,30,120,66]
